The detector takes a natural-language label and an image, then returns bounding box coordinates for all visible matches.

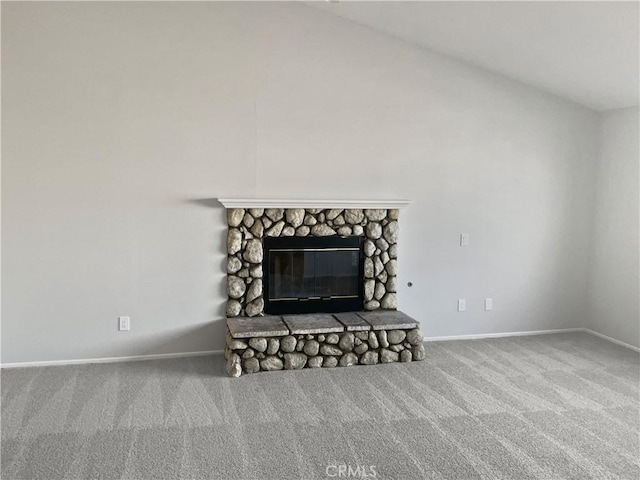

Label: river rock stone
[262,216,272,228]
[282,226,295,236]
[296,226,310,236]
[406,329,424,346]
[303,340,320,356]
[285,209,305,227]
[374,257,385,276]
[250,265,263,278]
[364,240,376,257]
[266,220,285,237]
[386,259,398,276]
[248,208,264,218]
[248,337,267,353]
[354,343,368,355]
[242,348,255,359]
[325,333,339,344]
[376,238,389,252]
[246,279,263,303]
[365,209,387,221]
[281,335,297,353]
[353,225,364,235]
[227,353,242,377]
[364,258,374,278]
[245,297,264,317]
[304,214,317,226]
[377,330,389,348]
[244,357,260,373]
[227,209,245,227]
[339,352,358,367]
[260,356,284,371]
[360,351,379,365]
[265,208,284,222]
[237,268,249,278]
[380,348,399,363]
[338,332,355,352]
[400,350,412,362]
[344,209,365,224]
[383,221,399,244]
[386,277,397,293]
[390,344,404,352]
[364,279,375,302]
[228,339,248,350]
[311,224,335,236]
[387,330,406,345]
[337,226,352,236]
[250,220,264,238]
[389,244,398,259]
[368,331,379,349]
[308,356,323,368]
[381,251,390,264]
[412,343,426,361]
[226,299,241,317]
[333,215,345,226]
[243,213,255,229]
[374,282,386,301]
[365,300,380,310]
[366,222,382,240]
[284,353,307,370]
[228,276,246,299]
[381,292,397,310]
[228,229,242,255]
[324,356,338,368]
[227,257,242,274]
[388,209,399,220]
[267,338,280,355]
[296,338,306,352]
[243,239,263,263]
[377,270,388,284]
[326,209,343,220]
[320,345,342,356]
[354,331,368,341]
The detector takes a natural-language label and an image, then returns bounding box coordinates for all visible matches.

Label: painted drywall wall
[2,2,599,364]
[586,108,640,347]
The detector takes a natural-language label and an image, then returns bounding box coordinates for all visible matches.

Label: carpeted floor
[2,332,639,480]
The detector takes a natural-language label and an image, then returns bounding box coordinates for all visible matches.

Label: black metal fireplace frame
[262,235,364,315]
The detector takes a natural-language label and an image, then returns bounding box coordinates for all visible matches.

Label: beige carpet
[2,332,639,479]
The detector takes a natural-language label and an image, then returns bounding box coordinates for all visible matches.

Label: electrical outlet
[485,298,493,311]
[118,316,130,331]
[457,299,466,312]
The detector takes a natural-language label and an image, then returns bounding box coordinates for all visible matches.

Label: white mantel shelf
[218,199,412,209]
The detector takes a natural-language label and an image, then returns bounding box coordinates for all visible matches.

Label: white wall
[2,2,599,364]
[586,108,639,347]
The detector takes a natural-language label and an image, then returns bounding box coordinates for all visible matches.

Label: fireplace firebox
[263,236,364,315]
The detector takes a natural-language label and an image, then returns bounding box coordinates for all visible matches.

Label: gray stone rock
[388,209,399,220]
[226,299,241,317]
[339,352,358,367]
[266,220,285,237]
[389,244,398,259]
[296,226,311,236]
[412,343,426,361]
[285,209,305,227]
[318,335,326,342]
[363,279,375,302]
[282,226,295,236]
[400,350,412,362]
[406,329,424,346]
[280,335,297,353]
[325,333,339,344]
[244,357,260,373]
[228,339,248,350]
[376,238,389,252]
[323,356,338,368]
[344,209,365,224]
[386,259,398,276]
[364,240,376,257]
[390,344,404,352]
[360,351,379,365]
[364,258,374,278]
[296,338,306,352]
[265,208,284,222]
[377,270,388,284]
[380,251,390,264]
[262,216,273,228]
[354,337,362,346]
[311,224,335,236]
[245,297,264,317]
[227,228,242,255]
[248,337,267,353]
[242,348,255,359]
[387,330,406,345]
[227,256,242,274]
[374,282,386,301]
[353,225,364,235]
[308,356,323,368]
[338,332,355,352]
[284,353,307,370]
[317,213,325,222]
[267,338,280,355]
[386,277,396,294]
[383,221,399,244]
[260,356,284,371]
[320,345,343,356]
[243,239,263,263]
[326,209,343,220]
[365,209,387,221]
[250,219,264,238]
[227,209,245,227]
[243,213,255,229]
[333,215,345,226]
[337,226,352,236]
[380,348,399,363]
[250,265,263,278]
[365,300,380,310]
[374,257,385,277]
[237,268,249,278]
[303,340,320,356]
[228,276,246,299]
[378,330,389,348]
[355,331,369,341]
[304,214,317,226]
[380,292,397,310]
[354,343,369,355]
[368,331,379,349]
[248,208,264,218]
[255,352,265,359]
[246,279,263,303]
[227,353,242,377]
[366,222,382,240]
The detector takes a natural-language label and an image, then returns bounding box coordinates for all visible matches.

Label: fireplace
[263,235,364,315]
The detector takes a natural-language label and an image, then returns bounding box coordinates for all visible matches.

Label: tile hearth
[225,310,425,377]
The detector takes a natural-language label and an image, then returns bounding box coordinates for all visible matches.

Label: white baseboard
[583,329,640,352]
[1,349,223,369]
[424,328,584,342]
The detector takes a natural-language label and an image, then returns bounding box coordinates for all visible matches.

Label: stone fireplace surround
[219,199,424,377]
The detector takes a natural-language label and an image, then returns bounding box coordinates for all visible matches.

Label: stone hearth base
[225,311,425,377]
